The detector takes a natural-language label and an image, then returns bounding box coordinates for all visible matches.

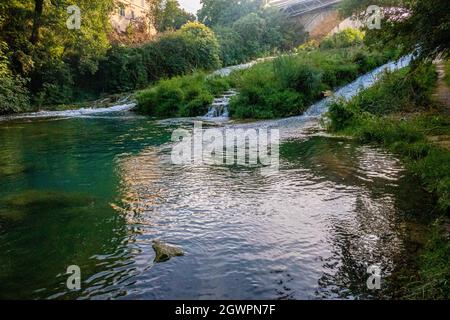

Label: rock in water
[152,240,184,263]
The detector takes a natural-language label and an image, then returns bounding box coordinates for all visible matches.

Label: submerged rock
[0,208,25,222]
[1,190,95,209]
[152,240,184,263]
[0,162,28,177]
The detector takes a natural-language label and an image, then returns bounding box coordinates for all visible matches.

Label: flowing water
[0,57,434,300]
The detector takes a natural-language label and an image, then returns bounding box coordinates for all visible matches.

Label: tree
[198,0,263,27]
[0,41,30,114]
[0,0,115,105]
[340,0,450,60]
[213,7,307,65]
[178,22,221,69]
[149,0,196,32]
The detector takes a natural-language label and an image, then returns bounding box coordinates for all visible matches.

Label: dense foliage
[0,41,30,115]
[136,73,231,117]
[327,64,437,131]
[0,0,309,114]
[203,1,307,66]
[149,0,196,32]
[96,22,221,94]
[229,32,397,119]
[340,0,450,61]
[0,0,115,109]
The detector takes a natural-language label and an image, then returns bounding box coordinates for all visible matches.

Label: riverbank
[325,61,450,299]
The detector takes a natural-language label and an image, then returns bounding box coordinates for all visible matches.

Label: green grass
[407,220,450,299]
[229,44,397,119]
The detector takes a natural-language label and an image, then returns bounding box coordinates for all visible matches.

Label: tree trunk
[30,0,44,44]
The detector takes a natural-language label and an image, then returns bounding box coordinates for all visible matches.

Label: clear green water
[0,111,434,300]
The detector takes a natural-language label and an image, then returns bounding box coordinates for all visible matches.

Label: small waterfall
[0,103,136,122]
[204,90,237,118]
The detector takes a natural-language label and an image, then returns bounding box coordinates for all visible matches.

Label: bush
[214,9,307,67]
[229,58,319,119]
[351,49,386,73]
[0,74,30,115]
[31,60,75,107]
[178,22,221,70]
[214,26,246,66]
[137,73,230,117]
[326,99,358,131]
[349,65,436,116]
[320,29,365,49]
[230,45,388,119]
[96,22,221,95]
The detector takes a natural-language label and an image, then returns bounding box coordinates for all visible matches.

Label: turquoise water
[0,112,433,299]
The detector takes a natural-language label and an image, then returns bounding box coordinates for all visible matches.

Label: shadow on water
[281,136,435,299]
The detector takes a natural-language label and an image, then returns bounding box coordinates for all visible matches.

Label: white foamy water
[212,57,275,77]
[0,103,136,122]
[202,90,237,119]
[229,55,412,133]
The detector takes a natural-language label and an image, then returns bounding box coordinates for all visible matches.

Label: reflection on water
[0,112,433,299]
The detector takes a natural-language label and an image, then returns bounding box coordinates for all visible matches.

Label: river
[0,57,433,299]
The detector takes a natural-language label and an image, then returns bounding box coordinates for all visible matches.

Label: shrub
[214,9,307,67]
[31,60,75,107]
[351,49,386,73]
[297,39,319,52]
[0,74,30,115]
[320,29,365,49]
[178,22,221,70]
[230,45,387,119]
[348,65,437,116]
[96,22,221,95]
[137,73,229,117]
[214,26,246,66]
[326,99,358,132]
[273,56,322,98]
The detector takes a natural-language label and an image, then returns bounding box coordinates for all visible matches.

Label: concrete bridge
[269,0,346,38]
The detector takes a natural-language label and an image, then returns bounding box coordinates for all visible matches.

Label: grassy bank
[228,30,398,119]
[325,63,450,299]
[136,73,231,117]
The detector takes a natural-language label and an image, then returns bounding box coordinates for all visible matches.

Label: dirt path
[432,59,450,109]
[428,60,450,150]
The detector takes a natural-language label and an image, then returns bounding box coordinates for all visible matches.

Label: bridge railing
[270,0,342,17]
